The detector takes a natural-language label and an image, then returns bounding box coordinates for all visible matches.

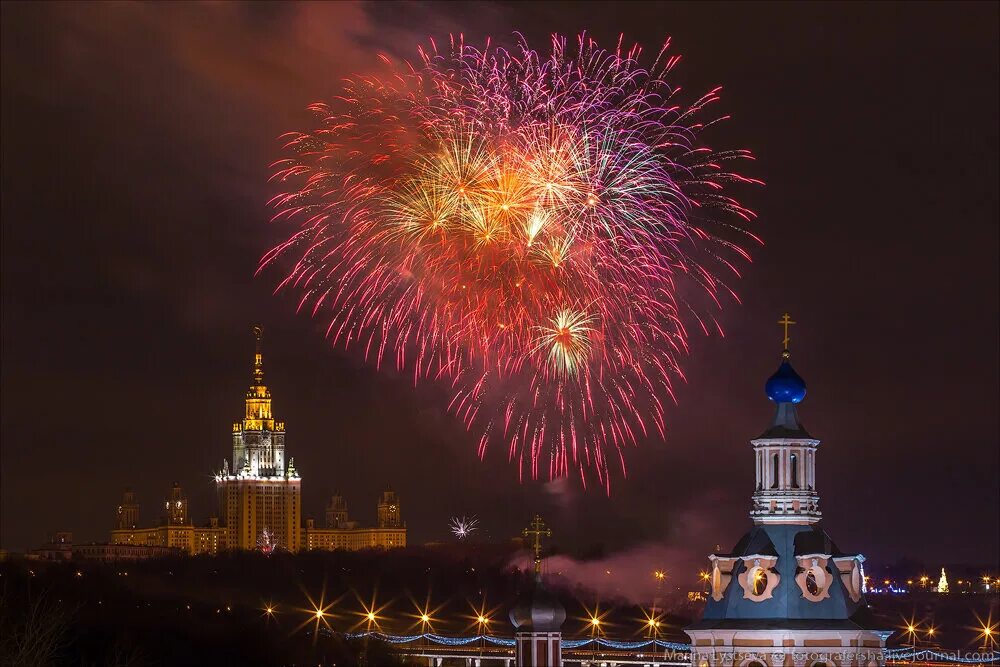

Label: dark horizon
[2,2,997,570]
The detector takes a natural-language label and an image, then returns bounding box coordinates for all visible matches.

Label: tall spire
[252,325,264,386]
[242,325,275,431]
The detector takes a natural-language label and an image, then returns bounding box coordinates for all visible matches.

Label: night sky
[2,2,997,573]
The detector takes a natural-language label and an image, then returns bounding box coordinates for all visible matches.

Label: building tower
[325,493,349,529]
[377,487,401,528]
[216,326,302,552]
[685,315,891,666]
[510,515,565,667]
[116,488,139,530]
[163,482,189,525]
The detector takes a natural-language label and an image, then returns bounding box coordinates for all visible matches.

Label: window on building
[752,570,768,596]
[790,453,799,488]
[771,453,779,489]
[806,571,821,596]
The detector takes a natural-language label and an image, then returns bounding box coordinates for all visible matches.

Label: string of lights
[333,631,701,652]
[280,627,1000,662]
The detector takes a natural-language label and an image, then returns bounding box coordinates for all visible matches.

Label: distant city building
[100,326,405,557]
[32,532,182,561]
[303,489,406,551]
[111,483,225,555]
[685,319,892,666]
[115,488,139,529]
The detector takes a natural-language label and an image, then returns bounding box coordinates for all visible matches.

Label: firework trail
[263,33,761,491]
[449,515,480,540]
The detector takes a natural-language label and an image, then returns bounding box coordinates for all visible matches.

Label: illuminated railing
[327,631,1000,663]
[333,631,689,651]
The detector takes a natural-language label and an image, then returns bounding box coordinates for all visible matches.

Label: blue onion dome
[765,353,807,404]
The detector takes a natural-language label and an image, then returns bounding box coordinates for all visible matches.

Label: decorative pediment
[795,553,833,602]
[833,554,865,602]
[737,555,779,602]
[708,554,739,601]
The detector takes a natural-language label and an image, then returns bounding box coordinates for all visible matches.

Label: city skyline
[2,2,998,571]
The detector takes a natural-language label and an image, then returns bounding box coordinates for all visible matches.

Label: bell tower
[749,318,822,524]
[685,315,890,667]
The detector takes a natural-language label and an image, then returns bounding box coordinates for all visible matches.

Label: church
[684,316,892,666]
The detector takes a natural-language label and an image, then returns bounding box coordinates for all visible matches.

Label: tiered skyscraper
[215,326,302,552]
[109,326,405,556]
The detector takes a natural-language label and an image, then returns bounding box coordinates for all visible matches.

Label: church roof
[702,524,860,623]
[509,576,566,633]
[757,400,813,440]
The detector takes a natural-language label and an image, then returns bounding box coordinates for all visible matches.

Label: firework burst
[263,33,761,491]
[257,527,278,555]
[450,515,480,540]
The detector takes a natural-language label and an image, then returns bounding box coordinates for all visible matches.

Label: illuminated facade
[105,326,405,557]
[215,327,301,552]
[302,489,406,551]
[685,321,891,666]
[110,484,225,555]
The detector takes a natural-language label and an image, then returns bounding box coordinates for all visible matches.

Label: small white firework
[449,515,480,540]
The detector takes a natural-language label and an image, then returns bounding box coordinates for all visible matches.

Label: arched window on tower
[771,453,779,489]
[790,453,799,488]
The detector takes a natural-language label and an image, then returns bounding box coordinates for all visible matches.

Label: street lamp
[646,616,661,639]
[477,613,490,661]
[900,616,921,663]
[590,616,601,663]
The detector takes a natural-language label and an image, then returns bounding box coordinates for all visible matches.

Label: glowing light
[449,515,480,540]
[421,614,430,623]
[264,33,759,492]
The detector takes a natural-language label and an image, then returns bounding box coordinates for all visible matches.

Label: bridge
[324,632,999,666]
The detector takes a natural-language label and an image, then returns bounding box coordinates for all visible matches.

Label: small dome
[765,358,806,404]
[509,581,566,633]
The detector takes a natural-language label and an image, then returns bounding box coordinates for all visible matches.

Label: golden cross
[522,515,551,575]
[778,313,796,351]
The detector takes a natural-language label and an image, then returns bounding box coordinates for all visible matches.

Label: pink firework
[262,33,761,491]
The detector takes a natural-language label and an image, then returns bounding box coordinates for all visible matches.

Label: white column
[756,449,762,489]
[777,449,784,489]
